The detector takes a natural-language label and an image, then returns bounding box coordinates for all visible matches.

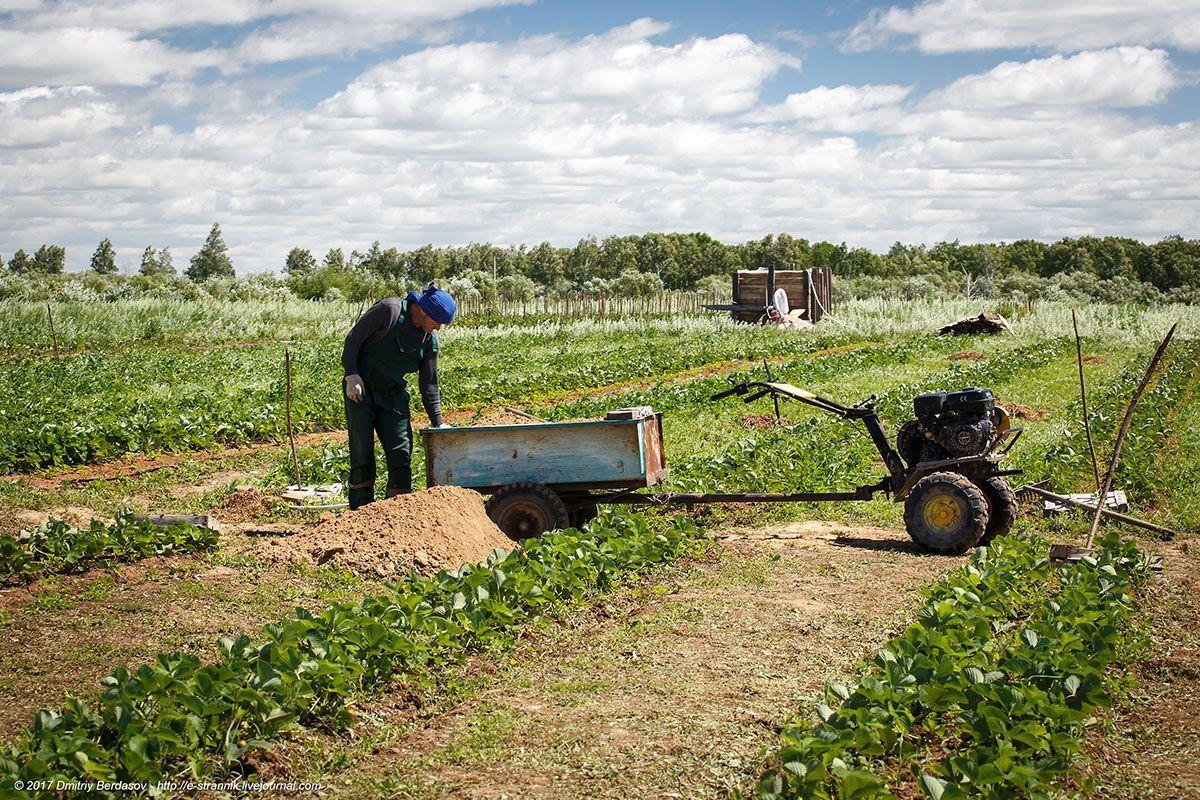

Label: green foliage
[0,514,698,794]
[284,247,317,276]
[0,512,218,584]
[8,248,31,274]
[186,224,235,281]
[747,532,1154,800]
[138,245,175,277]
[90,239,117,275]
[32,245,66,275]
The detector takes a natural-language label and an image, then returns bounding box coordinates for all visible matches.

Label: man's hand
[437,423,452,428]
[344,374,365,403]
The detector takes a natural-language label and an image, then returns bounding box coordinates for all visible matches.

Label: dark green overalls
[345,298,437,509]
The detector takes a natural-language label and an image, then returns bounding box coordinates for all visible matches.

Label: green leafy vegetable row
[0,513,698,795]
[747,532,1153,799]
[0,512,218,585]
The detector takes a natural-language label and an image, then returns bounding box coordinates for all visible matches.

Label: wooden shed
[728,266,833,324]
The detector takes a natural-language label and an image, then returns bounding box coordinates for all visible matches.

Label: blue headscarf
[413,283,456,324]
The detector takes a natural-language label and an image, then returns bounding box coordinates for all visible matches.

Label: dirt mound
[741,413,790,429]
[1003,402,1043,421]
[458,410,547,427]
[948,350,988,361]
[1083,354,1110,365]
[1,507,110,536]
[212,489,283,524]
[258,486,516,579]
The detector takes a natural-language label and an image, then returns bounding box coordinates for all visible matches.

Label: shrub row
[0,512,218,585]
[0,513,698,795]
[749,532,1152,799]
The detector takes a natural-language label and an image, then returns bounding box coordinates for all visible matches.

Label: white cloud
[229,0,532,65]
[0,20,1198,272]
[927,47,1178,110]
[0,86,124,147]
[0,26,217,87]
[318,19,798,137]
[749,84,911,129]
[844,0,1200,53]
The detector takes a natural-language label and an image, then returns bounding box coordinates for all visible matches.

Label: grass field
[0,297,1197,798]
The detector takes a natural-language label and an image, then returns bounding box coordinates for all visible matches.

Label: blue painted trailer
[420,411,666,492]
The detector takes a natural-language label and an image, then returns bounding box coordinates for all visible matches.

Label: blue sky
[2,0,1199,272]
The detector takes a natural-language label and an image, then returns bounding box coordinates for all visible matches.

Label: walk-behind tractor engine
[898,388,1002,463]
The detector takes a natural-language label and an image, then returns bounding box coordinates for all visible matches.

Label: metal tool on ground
[1018,483,1178,540]
[424,378,1024,555]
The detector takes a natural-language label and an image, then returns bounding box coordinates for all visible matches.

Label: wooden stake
[1085,322,1177,548]
[1072,309,1102,492]
[45,302,59,358]
[284,347,303,491]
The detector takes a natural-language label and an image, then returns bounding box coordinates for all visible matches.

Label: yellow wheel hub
[924,494,962,533]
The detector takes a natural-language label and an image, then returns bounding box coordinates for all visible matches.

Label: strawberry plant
[747,532,1154,799]
[0,512,218,585]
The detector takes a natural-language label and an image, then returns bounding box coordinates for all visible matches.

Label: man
[341,284,456,509]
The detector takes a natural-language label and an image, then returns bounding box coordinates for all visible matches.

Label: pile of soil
[258,486,516,579]
[948,350,988,361]
[1003,402,1044,421]
[456,410,548,427]
[742,413,790,429]
[211,489,283,524]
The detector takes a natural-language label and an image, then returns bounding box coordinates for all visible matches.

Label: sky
[1,0,1199,273]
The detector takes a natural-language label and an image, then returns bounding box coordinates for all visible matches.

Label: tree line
[4,225,1200,303]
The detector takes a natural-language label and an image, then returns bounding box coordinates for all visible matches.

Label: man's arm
[418,346,443,427]
[342,301,396,375]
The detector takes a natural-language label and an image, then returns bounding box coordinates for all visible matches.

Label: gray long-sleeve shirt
[342,298,442,426]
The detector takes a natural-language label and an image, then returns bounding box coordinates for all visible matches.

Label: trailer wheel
[978,476,1018,544]
[903,471,989,555]
[486,483,570,540]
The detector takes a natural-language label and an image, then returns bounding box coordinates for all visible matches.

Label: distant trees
[90,238,117,274]
[284,247,317,276]
[138,245,176,276]
[7,249,29,273]
[5,227,1200,305]
[186,224,234,281]
[32,245,65,274]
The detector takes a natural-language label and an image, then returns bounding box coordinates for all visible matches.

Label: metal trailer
[421,382,1023,554]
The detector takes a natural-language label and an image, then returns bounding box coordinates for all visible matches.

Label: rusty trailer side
[421,413,666,493]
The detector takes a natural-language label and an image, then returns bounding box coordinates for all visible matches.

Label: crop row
[0,513,698,795]
[746,531,1153,799]
[0,320,839,472]
[1034,339,1200,505]
[0,512,217,585]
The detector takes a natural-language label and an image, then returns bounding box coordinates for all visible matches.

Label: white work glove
[344,374,365,403]
[437,423,452,429]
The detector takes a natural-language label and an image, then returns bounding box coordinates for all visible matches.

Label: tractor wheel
[978,476,1018,544]
[903,471,989,555]
[486,483,569,541]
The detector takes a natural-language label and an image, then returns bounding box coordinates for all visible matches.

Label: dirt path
[0,535,388,741]
[284,520,957,799]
